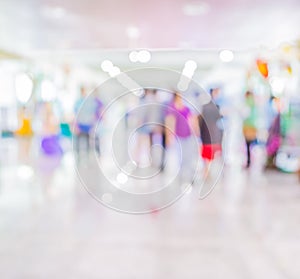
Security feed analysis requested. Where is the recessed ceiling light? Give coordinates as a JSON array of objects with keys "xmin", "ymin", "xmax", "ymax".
[
  {"xmin": 129, "ymin": 51, "xmax": 139, "ymax": 62},
  {"xmin": 129, "ymin": 50, "xmax": 151, "ymax": 63},
  {"xmin": 219, "ymin": 50, "xmax": 234, "ymax": 62},
  {"xmin": 183, "ymin": 2, "xmax": 210, "ymax": 16},
  {"xmin": 101, "ymin": 60, "xmax": 114, "ymax": 72},
  {"xmin": 109, "ymin": 66, "xmax": 121, "ymax": 77},
  {"xmin": 126, "ymin": 26, "xmax": 140, "ymax": 39},
  {"xmin": 184, "ymin": 60, "xmax": 197, "ymax": 71},
  {"xmin": 138, "ymin": 50, "xmax": 151, "ymax": 63}
]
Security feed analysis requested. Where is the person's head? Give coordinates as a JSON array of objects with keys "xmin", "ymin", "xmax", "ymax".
[
  {"xmin": 173, "ymin": 92, "xmax": 183, "ymax": 104},
  {"xmin": 271, "ymin": 96, "xmax": 282, "ymax": 112},
  {"xmin": 80, "ymin": 86, "xmax": 87, "ymax": 97},
  {"xmin": 210, "ymin": 87, "xmax": 220, "ymax": 100},
  {"xmin": 245, "ymin": 91, "xmax": 254, "ymax": 99},
  {"xmin": 145, "ymin": 88, "xmax": 156, "ymax": 95}
]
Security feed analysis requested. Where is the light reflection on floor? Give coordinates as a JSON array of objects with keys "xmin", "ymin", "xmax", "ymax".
[{"xmin": 0, "ymin": 138, "xmax": 300, "ymax": 278}]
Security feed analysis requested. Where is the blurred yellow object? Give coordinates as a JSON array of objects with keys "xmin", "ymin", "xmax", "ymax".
[
  {"xmin": 282, "ymin": 44, "xmax": 292, "ymax": 53},
  {"xmin": 15, "ymin": 118, "xmax": 33, "ymax": 136},
  {"xmin": 286, "ymin": 64, "xmax": 292, "ymax": 74},
  {"xmin": 0, "ymin": 49, "xmax": 22, "ymax": 60}
]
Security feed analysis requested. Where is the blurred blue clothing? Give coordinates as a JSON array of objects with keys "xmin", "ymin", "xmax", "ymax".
[{"xmin": 74, "ymin": 96, "xmax": 102, "ymax": 133}]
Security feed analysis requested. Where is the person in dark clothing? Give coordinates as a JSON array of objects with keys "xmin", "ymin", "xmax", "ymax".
[
  {"xmin": 265, "ymin": 97, "xmax": 282, "ymax": 169},
  {"xmin": 242, "ymin": 91, "xmax": 257, "ymax": 168},
  {"xmin": 199, "ymin": 88, "xmax": 223, "ymax": 176}
]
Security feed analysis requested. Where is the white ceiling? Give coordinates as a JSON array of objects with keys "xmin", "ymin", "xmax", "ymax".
[{"xmin": 0, "ymin": 0, "xmax": 300, "ymax": 54}]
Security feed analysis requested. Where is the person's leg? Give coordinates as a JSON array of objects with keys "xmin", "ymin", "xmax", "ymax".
[
  {"xmin": 180, "ymin": 136, "xmax": 195, "ymax": 183},
  {"xmin": 246, "ymin": 140, "xmax": 251, "ymax": 167},
  {"xmin": 160, "ymin": 129, "xmax": 166, "ymax": 170},
  {"xmin": 202, "ymin": 145, "xmax": 212, "ymax": 179},
  {"xmin": 95, "ymin": 134, "xmax": 100, "ymax": 155},
  {"xmin": 134, "ymin": 132, "xmax": 149, "ymax": 167},
  {"xmin": 133, "ymin": 133, "xmax": 142, "ymax": 166},
  {"xmin": 75, "ymin": 133, "xmax": 82, "ymax": 153},
  {"xmin": 203, "ymin": 159, "xmax": 210, "ymax": 179},
  {"xmin": 86, "ymin": 133, "xmax": 90, "ymax": 152},
  {"xmin": 80, "ymin": 132, "xmax": 89, "ymax": 153},
  {"xmin": 149, "ymin": 131, "xmax": 154, "ymax": 166},
  {"xmin": 149, "ymin": 131, "xmax": 153, "ymax": 147}
]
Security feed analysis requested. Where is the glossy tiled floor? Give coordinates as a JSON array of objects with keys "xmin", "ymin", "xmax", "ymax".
[{"xmin": 1, "ymin": 138, "xmax": 300, "ymax": 278}]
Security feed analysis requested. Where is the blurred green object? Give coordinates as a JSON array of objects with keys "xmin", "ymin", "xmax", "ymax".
[
  {"xmin": 281, "ymin": 111, "xmax": 291, "ymax": 138},
  {"xmin": 1, "ymin": 130, "xmax": 14, "ymax": 138},
  {"xmin": 243, "ymin": 95, "xmax": 258, "ymax": 128},
  {"xmin": 60, "ymin": 123, "xmax": 72, "ymax": 137}
]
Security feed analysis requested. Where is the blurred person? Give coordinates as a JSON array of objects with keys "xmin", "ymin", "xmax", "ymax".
[
  {"xmin": 265, "ymin": 96, "xmax": 283, "ymax": 169},
  {"xmin": 40, "ymin": 102, "xmax": 62, "ymax": 156},
  {"xmin": 155, "ymin": 90, "xmax": 173, "ymax": 171},
  {"xmin": 15, "ymin": 106, "xmax": 33, "ymax": 136},
  {"xmin": 243, "ymin": 91, "xmax": 258, "ymax": 168},
  {"xmin": 93, "ymin": 95, "xmax": 104, "ymax": 156},
  {"xmin": 198, "ymin": 88, "xmax": 223, "ymax": 177},
  {"xmin": 133, "ymin": 89, "xmax": 162, "ymax": 167},
  {"xmin": 166, "ymin": 92, "xmax": 198, "ymax": 182},
  {"xmin": 15, "ymin": 106, "xmax": 33, "ymax": 163},
  {"xmin": 74, "ymin": 86, "xmax": 102, "ymax": 154},
  {"xmin": 42, "ymin": 102, "xmax": 59, "ymax": 135}
]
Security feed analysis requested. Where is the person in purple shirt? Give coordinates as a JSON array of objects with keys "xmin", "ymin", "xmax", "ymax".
[{"xmin": 166, "ymin": 92, "xmax": 198, "ymax": 182}]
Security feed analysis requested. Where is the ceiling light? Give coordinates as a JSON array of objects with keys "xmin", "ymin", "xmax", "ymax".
[
  {"xmin": 109, "ymin": 66, "xmax": 121, "ymax": 77},
  {"xmin": 184, "ymin": 60, "xmax": 197, "ymax": 72},
  {"xmin": 138, "ymin": 50, "xmax": 151, "ymax": 63},
  {"xmin": 182, "ymin": 60, "xmax": 197, "ymax": 78},
  {"xmin": 219, "ymin": 50, "xmax": 234, "ymax": 62},
  {"xmin": 183, "ymin": 2, "xmax": 210, "ymax": 16},
  {"xmin": 129, "ymin": 51, "xmax": 139, "ymax": 62},
  {"xmin": 101, "ymin": 60, "xmax": 114, "ymax": 72},
  {"xmin": 126, "ymin": 26, "xmax": 140, "ymax": 39}
]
